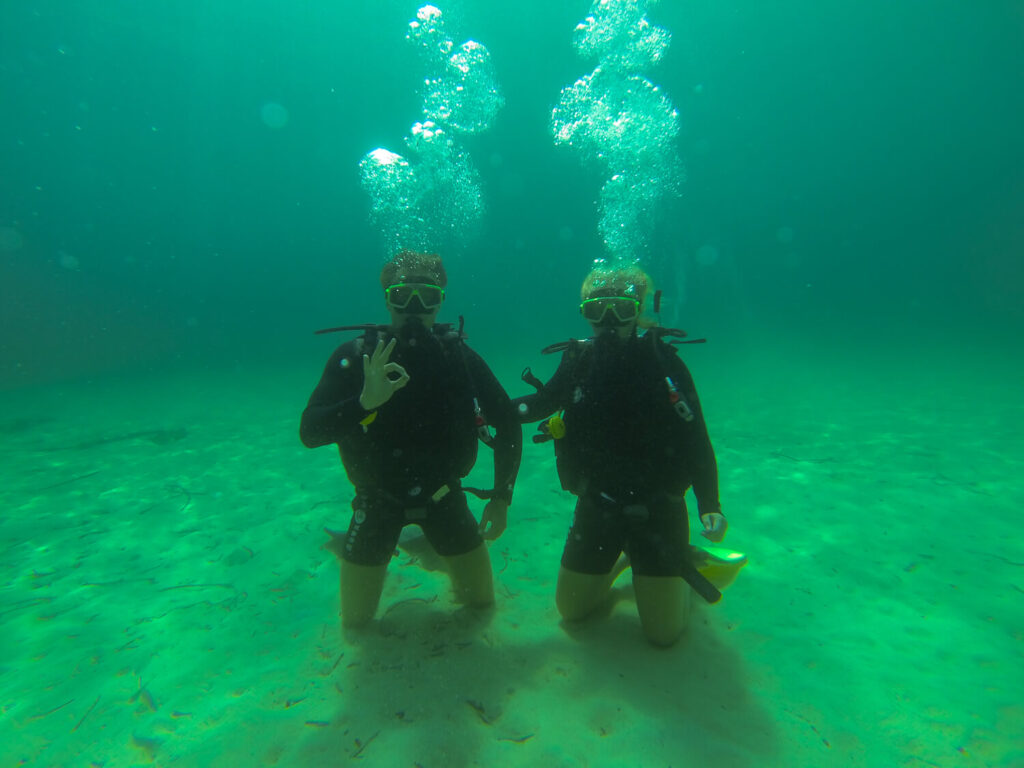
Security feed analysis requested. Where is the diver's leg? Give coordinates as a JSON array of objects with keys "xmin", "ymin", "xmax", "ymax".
[
  {"xmin": 339, "ymin": 560, "xmax": 388, "ymax": 628},
  {"xmin": 423, "ymin": 490, "xmax": 494, "ymax": 608},
  {"xmin": 556, "ymin": 493, "xmax": 627, "ymax": 621},
  {"xmin": 556, "ymin": 567, "xmax": 608, "ymax": 620},
  {"xmin": 443, "ymin": 543, "xmax": 495, "ymax": 607},
  {"xmin": 336, "ymin": 494, "xmax": 400, "ymax": 629},
  {"xmin": 626, "ymin": 495, "xmax": 692, "ymax": 646},
  {"xmin": 632, "ymin": 574, "xmax": 690, "ymax": 647},
  {"xmin": 555, "ymin": 562, "xmax": 628, "ymax": 620}
]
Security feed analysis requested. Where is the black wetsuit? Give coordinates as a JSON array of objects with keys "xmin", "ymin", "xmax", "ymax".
[
  {"xmin": 514, "ymin": 331, "xmax": 720, "ymax": 577},
  {"xmin": 301, "ymin": 323, "xmax": 522, "ymax": 565}
]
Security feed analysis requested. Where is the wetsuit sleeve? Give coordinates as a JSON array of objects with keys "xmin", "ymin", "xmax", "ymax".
[
  {"xmin": 669, "ymin": 355, "xmax": 722, "ymax": 519},
  {"xmin": 511, "ymin": 350, "xmax": 576, "ymax": 423},
  {"xmin": 464, "ymin": 346, "xmax": 523, "ymax": 505},
  {"xmin": 299, "ymin": 341, "xmax": 371, "ymax": 448}
]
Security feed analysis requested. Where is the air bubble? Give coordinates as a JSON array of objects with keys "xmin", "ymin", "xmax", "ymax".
[
  {"xmin": 552, "ymin": 0, "xmax": 682, "ymax": 264},
  {"xmin": 360, "ymin": 6, "xmax": 503, "ymax": 256}
]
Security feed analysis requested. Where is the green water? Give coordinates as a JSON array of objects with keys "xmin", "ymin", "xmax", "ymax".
[{"xmin": 1, "ymin": 2, "xmax": 1022, "ymax": 766}]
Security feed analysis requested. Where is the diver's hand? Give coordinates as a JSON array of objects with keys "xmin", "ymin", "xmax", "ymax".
[
  {"xmin": 478, "ymin": 499, "xmax": 508, "ymax": 541},
  {"xmin": 700, "ymin": 512, "xmax": 727, "ymax": 543},
  {"xmin": 359, "ymin": 337, "xmax": 410, "ymax": 411}
]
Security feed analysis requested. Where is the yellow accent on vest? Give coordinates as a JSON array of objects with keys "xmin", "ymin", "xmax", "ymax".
[
  {"xmin": 547, "ymin": 412, "xmax": 566, "ymax": 440},
  {"xmin": 359, "ymin": 411, "xmax": 378, "ymax": 427}
]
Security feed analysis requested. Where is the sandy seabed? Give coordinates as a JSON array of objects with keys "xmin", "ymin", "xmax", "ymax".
[{"xmin": 1, "ymin": 340, "xmax": 1021, "ymax": 768}]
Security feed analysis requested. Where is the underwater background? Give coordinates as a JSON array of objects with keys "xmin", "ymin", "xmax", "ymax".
[
  {"xmin": 2, "ymin": 0, "xmax": 1022, "ymax": 385},
  {"xmin": 1, "ymin": 1, "xmax": 1022, "ymax": 767}
]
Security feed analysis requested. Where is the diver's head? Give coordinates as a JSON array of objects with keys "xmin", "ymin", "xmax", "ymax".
[
  {"xmin": 579, "ymin": 264, "xmax": 651, "ymax": 340},
  {"xmin": 381, "ymin": 249, "xmax": 447, "ymax": 330}
]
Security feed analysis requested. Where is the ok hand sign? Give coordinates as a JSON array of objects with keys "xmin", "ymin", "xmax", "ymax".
[{"xmin": 358, "ymin": 337, "xmax": 410, "ymax": 411}]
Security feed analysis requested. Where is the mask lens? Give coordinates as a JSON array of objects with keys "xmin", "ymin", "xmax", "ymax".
[
  {"xmin": 415, "ymin": 285, "xmax": 444, "ymax": 308},
  {"xmin": 386, "ymin": 284, "xmax": 413, "ymax": 307},
  {"xmin": 580, "ymin": 297, "xmax": 639, "ymax": 323},
  {"xmin": 580, "ymin": 301, "xmax": 605, "ymax": 322},
  {"xmin": 386, "ymin": 283, "xmax": 444, "ymax": 310}
]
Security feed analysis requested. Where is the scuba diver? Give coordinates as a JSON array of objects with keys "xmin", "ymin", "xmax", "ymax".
[
  {"xmin": 515, "ymin": 264, "xmax": 740, "ymax": 646},
  {"xmin": 300, "ymin": 250, "xmax": 522, "ymax": 629}
]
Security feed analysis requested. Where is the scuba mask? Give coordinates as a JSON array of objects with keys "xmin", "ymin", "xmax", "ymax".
[
  {"xmin": 580, "ymin": 296, "xmax": 640, "ymax": 326},
  {"xmin": 386, "ymin": 282, "xmax": 445, "ymax": 314}
]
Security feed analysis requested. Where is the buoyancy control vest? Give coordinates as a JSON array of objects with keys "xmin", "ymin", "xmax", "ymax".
[
  {"xmin": 315, "ymin": 318, "xmax": 500, "ymax": 498},
  {"xmin": 533, "ymin": 330, "xmax": 700, "ymax": 497}
]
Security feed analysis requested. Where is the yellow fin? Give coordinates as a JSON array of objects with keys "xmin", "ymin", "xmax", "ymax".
[{"xmin": 691, "ymin": 546, "xmax": 747, "ymax": 591}]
